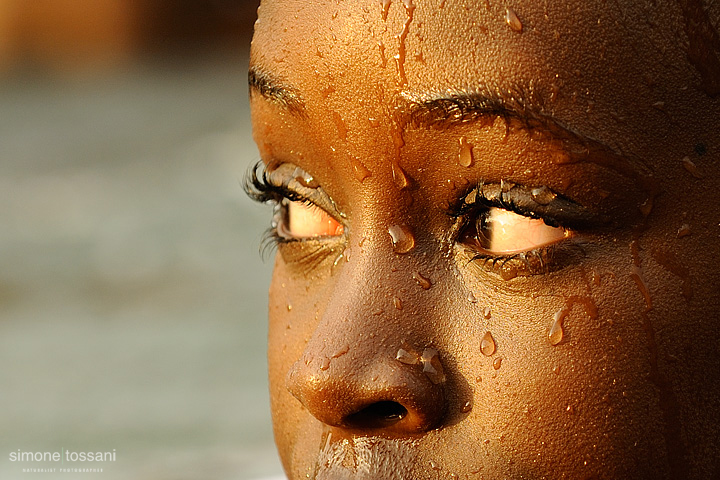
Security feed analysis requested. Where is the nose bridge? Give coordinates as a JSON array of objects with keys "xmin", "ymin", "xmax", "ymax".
[{"xmin": 286, "ymin": 230, "xmax": 449, "ymax": 432}]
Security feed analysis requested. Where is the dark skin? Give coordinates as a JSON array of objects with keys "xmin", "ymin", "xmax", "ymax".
[{"xmin": 247, "ymin": 0, "xmax": 720, "ymax": 478}]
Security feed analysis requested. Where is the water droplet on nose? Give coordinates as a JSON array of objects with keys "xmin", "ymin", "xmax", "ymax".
[
  {"xmin": 393, "ymin": 296, "xmax": 403, "ymax": 310},
  {"xmin": 396, "ymin": 348, "xmax": 419, "ymax": 365},
  {"xmin": 320, "ymin": 356, "xmax": 331, "ymax": 370},
  {"xmin": 350, "ymin": 156, "xmax": 372, "ymax": 183},
  {"xmin": 505, "ymin": 8, "xmax": 523, "ymax": 32},
  {"xmin": 421, "ymin": 348, "xmax": 446, "ymax": 384},
  {"xmin": 458, "ymin": 136, "xmax": 474, "ymax": 167},
  {"xmin": 286, "ymin": 304, "xmax": 293, "ymax": 312},
  {"xmin": 412, "ymin": 272, "xmax": 432, "ymax": 290},
  {"xmin": 483, "ymin": 306, "xmax": 492, "ymax": 319},
  {"xmin": 388, "ymin": 224, "xmax": 416, "ymax": 253},
  {"xmin": 531, "ymin": 186, "xmax": 557, "ymax": 205},
  {"xmin": 332, "ymin": 345, "xmax": 349, "ymax": 358},
  {"xmin": 480, "ymin": 332, "xmax": 496, "ymax": 356},
  {"xmin": 548, "ymin": 308, "xmax": 567, "ymax": 346},
  {"xmin": 461, "ymin": 401, "xmax": 473, "ymax": 413},
  {"xmin": 332, "ymin": 112, "xmax": 348, "ymax": 141},
  {"xmin": 677, "ymin": 224, "xmax": 692, "ymax": 238},
  {"xmin": 492, "ymin": 357, "xmax": 503, "ymax": 370},
  {"xmin": 681, "ymin": 156, "xmax": 703, "ymax": 179}
]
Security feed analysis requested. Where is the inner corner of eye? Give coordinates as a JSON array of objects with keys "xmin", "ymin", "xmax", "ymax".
[
  {"xmin": 282, "ymin": 200, "xmax": 343, "ymax": 238},
  {"xmin": 472, "ymin": 207, "xmax": 570, "ymax": 254}
]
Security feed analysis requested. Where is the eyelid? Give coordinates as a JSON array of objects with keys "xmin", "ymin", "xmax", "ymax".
[
  {"xmin": 449, "ymin": 181, "xmax": 608, "ymax": 232},
  {"xmin": 266, "ymin": 163, "xmax": 345, "ymax": 223}
]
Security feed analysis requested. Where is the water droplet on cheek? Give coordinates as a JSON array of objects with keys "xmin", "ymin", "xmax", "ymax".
[
  {"xmin": 548, "ymin": 309, "xmax": 567, "ymax": 346},
  {"xmin": 681, "ymin": 156, "xmax": 704, "ymax": 179},
  {"xmin": 677, "ymin": 224, "xmax": 692, "ymax": 238},
  {"xmin": 412, "ymin": 272, "xmax": 432, "ymax": 290},
  {"xmin": 505, "ymin": 8, "xmax": 523, "ymax": 32},
  {"xmin": 630, "ymin": 265, "xmax": 653, "ymax": 312},
  {"xmin": 388, "ymin": 224, "xmax": 415, "ymax": 253},
  {"xmin": 483, "ymin": 306, "xmax": 492, "ymax": 319},
  {"xmin": 332, "ymin": 111, "xmax": 348, "ymax": 141},
  {"xmin": 492, "ymin": 357, "xmax": 503, "ymax": 370},
  {"xmin": 458, "ymin": 136, "xmax": 474, "ymax": 167},
  {"xmin": 393, "ymin": 296, "xmax": 403, "ymax": 310},
  {"xmin": 467, "ymin": 292, "xmax": 478, "ymax": 303},
  {"xmin": 480, "ymin": 332, "xmax": 496, "ymax": 356}
]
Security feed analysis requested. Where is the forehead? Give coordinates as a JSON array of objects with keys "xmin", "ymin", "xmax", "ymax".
[{"xmin": 250, "ymin": 0, "xmax": 694, "ymax": 154}]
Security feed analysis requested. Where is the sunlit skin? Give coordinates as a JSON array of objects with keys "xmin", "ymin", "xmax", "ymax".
[{"xmin": 248, "ymin": 1, "xmax": 720, "ymax": 478}]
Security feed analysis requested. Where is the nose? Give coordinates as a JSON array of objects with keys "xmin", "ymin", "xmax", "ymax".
[{"xmin": 286, "ymin": 338, "xmax": 447, "ymax": 433}]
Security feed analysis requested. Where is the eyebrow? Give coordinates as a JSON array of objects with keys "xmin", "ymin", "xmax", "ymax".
[
  {"xmin": 248, "ymin": 66, "xmax": 306, "ymax": 115},
  {"xmin": 398, "ymin": 86, "xmax": 547, "ymax": 129}
]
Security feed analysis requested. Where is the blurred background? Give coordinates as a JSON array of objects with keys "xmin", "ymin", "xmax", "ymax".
[{"xmin": 0, "ymin": 1, "xmax": 283, "ymax": 478}]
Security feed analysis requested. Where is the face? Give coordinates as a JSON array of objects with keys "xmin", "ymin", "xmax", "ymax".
[{"xmin": 247, "ymin": 1, "xmax": 720, "ymax": 478}]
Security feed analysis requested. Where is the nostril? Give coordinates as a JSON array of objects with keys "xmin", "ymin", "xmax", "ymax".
[{"xmin": 344, "ymin": 401, "xmax": 408, "ymax": 429}]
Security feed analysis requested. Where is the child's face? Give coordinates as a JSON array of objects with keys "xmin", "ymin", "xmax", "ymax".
[{"xmin": 249, "ymin": 0, "xmax": 720, "ymax": 478}]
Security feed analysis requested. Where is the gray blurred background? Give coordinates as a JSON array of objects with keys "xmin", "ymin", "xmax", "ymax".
[{"xmin": 0, "ymin": 1, "xmax": 283, "ymax": 478}]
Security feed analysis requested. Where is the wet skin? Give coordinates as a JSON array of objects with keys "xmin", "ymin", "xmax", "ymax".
[{"xmin": 248, "ymin": 0, "xmax": 720, "ymax": 478}]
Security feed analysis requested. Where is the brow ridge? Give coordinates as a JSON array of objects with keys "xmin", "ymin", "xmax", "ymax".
[{"xmin": 248, "ymin": 67, "xmax": 306, "ymax": 115}]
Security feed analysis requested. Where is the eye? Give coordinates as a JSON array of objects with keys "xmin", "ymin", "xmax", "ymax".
[
  {"xmin": 462, "ymin": 207, "xmax": 571, "ymax": 255},
  {"xmin": 277, "ymin": 199, "xmax": 344, "ymax": 240}
]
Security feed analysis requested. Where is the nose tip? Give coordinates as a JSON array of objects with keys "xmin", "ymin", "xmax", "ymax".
[{"xmin": 286, "ymin": 352, "xmax": 447, "ymax": 434}]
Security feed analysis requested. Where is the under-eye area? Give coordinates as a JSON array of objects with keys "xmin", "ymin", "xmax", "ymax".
[{"xmin": 447, "ymin": 181, "xmax": 599, "ymax": 278}]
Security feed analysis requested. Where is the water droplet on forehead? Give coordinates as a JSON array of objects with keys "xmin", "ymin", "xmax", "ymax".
[
  {"xmin": 458, "ymin": 136, "xmax": 474, "ymax": 167},
  {"xmin": 388, "ymin": 224, "xmax": 416, "ymax": 253},
  {"xmin": 391, "ymin": 161, "xmax": 410, "ymax": 189},
  {"xmin": 480, "ymin": 332, "xmax": 496, "ymax": 356},
  {"xmin": 505, "ymin": 8, "xmax": 523, "ymax": 32},
  {"xmin": 531, "ymin": 186, "xmax": 557, "ymax": 205},
  {"xmin": 381, "ymin": 0, "xmax": 391, "ymax": 21},
  {"xmin": 350, "ymin": 156, "xmax": 372, "ymax": 183}
]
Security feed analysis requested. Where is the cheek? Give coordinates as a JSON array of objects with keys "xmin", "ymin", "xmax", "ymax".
[{"xmin": 443, "ymin": 257, "xmax": 668, "ymax": 475}]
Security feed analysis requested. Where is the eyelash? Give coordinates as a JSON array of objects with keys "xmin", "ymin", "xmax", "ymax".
[
  {"xmin": 246, "ymin": 162, "xmax": 581, "ymax": 277},
  {"xmin": 447, "ymin": 182, "xmax": 579, "ymax": 278},
  {"xmin": 244, "ymin": 161, "xmax": 341, "ymax": 261}
]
